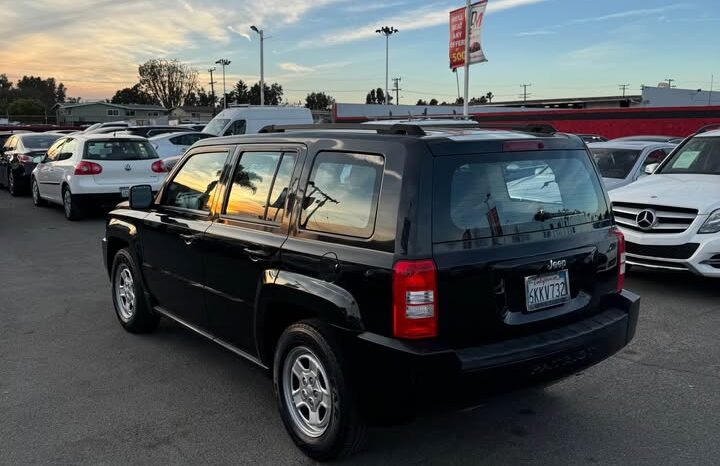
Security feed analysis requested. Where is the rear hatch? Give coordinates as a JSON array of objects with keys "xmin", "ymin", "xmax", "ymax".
[
  {"xmin": 83, "ymin": 139, "xmax": 162, "ymax": 187},
  {"xmin": 432, "ymin": 147, "xmax": 621, "ymax": 346}
]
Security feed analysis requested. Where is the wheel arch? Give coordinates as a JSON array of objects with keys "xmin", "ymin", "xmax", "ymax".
[{"xmin": 255, "ymin": 270, "xmax": 363, "ymax": 367}]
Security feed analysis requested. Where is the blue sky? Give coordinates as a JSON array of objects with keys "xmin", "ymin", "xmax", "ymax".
[{"xmin": 0, "ymin": 0, "xmax": 718, "ymax": 104}]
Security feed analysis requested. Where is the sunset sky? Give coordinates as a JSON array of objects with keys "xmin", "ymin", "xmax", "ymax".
[{"xmin": 0, "ymin": 0, "xmax": 717, "ymax": 104}]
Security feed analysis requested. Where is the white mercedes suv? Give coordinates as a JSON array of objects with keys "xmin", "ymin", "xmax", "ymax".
[
  {"xmin": 610, "ymin": 126, "xmax": 720, "ymax": 277},
  {"xmin": 31, "ymin": 134, "xmax": 167, "ymax": 220}
]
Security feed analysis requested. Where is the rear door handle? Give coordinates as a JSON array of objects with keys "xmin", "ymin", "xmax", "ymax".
[
  {"xmin": 179, "ymin": 233, "xmax": 201, "ymax": 245},
  {"xmin": 243, "ymin": 247, "xmax": 273, "ymax": 262}
]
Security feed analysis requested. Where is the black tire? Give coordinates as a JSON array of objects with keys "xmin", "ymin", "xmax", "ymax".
[
  {"xmin": 31, "ymin": 178, "xmax": 47, "ymax": 206},
  {"xmin": 8, "ymin": 171, "xmax": 20, "ymax": 196},
  {"xmin": 111, "ymin": 248, "xmax": 160, "ymax": 334},
  {"xmin": 274, "ymin": 320, "xmax": 366, "ymax": 461},
  {"xmin": 62, "ymin": 186, "xmax": 84, "ymax": 220}
]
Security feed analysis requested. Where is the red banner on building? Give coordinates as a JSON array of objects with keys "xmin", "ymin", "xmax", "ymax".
[{"xmin": 449, "ymin": 1, "xmax": 488, "ymax": 69}]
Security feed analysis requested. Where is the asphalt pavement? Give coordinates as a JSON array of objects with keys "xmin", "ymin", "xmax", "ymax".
[{"xmin": 1, "ymin": 189, "xmax": 719, "ymax": 466}]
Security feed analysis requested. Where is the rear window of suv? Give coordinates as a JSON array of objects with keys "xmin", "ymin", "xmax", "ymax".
[
  {"xmin": 433, "ymin": 150, "xmax": 609, "ymax": 243},
  {"xmin": 83, "ymin": 140, "xmax": 158, "ymax": 160}
]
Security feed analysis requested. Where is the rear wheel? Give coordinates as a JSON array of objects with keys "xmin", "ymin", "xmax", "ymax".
[
  {"xmin": 274, "ymin": 320, "xmax": 366, "ymax": 461},
  {"xmin": 62, "ymin": 186, "xmax": 84, "ymax": 220},
  {"xmin": 111, "ymin": 248, "xmax": 159, "ymax": 333},
  {"xmin": 32, "ymin": 178, "xmax": 47, "ymax": 206}
]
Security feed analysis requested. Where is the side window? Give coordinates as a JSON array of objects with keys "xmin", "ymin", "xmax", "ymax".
[
  {"xmin": 644, "ymin": 149, "xmax": 669, "ymax": 168},
  {"xmin": 4, "ymin": 136, "xmax": 16, "ymax": 150},
  {"xmin": 300, "ymin": 152, "xmax": 384, "ymax": 238},
  {"xmin": 46, "ymin": 139, "xmax": 67, "ymax": 161},
  {"xmin": 59, "ymin": 139, "xmax": 77, "ymax": 159},
  {"xmin": 224, "ymin": 151, "xmax": 297, "ymax": 222},
  {"xmin": 224, "ymin": 120, "xmax": 246, "ymax": 136},
  {"xmin": 169, "ymin": 135, "xmax": 184, "ymax": 146},
  {"xmin": 163, "ymin": 151, "xmax": 228, "ymax": 211}
]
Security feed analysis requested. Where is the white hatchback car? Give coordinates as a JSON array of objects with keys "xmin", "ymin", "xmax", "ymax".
[
  {"xmin": 610, "ymin": 127, "xmax": 720, "ymax": 277},
  {"xmin": 149, "ymin": 131, "xmax": 215, "ymax": 159},
  {"xmin": 31, "ymin": 134, "xmax": 166, "ymax": 220}
]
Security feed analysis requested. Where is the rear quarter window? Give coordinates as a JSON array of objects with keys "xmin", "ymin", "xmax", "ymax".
[{"xmin": 433, "ymin": 150, "xmax": 609, "ymax": 243}]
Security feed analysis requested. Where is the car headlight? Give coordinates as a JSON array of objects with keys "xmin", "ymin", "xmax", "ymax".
[{"xmin": 699, "ymin": 209, "xmax": 720, "ymax": 234}]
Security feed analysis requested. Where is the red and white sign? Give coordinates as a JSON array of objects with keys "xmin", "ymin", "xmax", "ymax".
[{"xmin": 449, "ymin": 1, "xmax": 488, "ymax": 69}]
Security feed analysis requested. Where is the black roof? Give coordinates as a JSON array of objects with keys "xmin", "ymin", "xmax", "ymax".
[{"xmin": 192, "ymin": 123, "xmax": 585, "ymax": 156}]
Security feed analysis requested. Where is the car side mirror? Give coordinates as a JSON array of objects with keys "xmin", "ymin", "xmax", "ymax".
[
  {"xmin": 644, "ymin": 163, "xmax": 659, "ymax": 175},
  {"xmin": 129, "ymin": 185, "xmax": 154, "ymax": 210}
]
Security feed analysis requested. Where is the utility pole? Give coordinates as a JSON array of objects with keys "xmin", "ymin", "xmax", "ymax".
[
  {"xmin": 619, "ymin": 84, "xmax": 630, "ymax": 97},
  {"xmin": 665, "ymin": 78, "xmax": 676, "ymax": 88},
  {"xmin": 392, "ymin": 77, "xmax": 402, "ymax": 105},
  {"xmin": 376, "ymin": 26, "xmax": 399, "ymax": 105},
  {"xmin": 215, "ymin": 59, "xmax": 231, "ymax": 108},
  {"xmin": 251, "ymin": 26, "xmax": 265, "ymax": 106},
  {"xmin": 709, "ymin": 74, "xmax": 714, "ymax": 105},
  {"xmin": 520, "ymin": 83, "xmax": 532, "ymax": 103},
  {"xmin": 463, "ymin": 0, "xmax": 471, "ymax": 118},
  {"xmin": 453, "ymin": 68, "xmax": 460, "ymax": 100},
  {"xmin": 208, "ymin": 67, "xmax": 217, "ymax": 116}
]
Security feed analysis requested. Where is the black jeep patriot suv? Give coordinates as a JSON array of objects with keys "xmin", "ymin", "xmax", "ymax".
[{"xmin": 102, "ymin": 123, "xmax": 640, "ymax": 460}]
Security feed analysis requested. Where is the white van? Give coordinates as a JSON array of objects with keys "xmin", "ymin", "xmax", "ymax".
[{"xmin": 203, "ymin": 106, "xmax": 313, "ymax": 136}]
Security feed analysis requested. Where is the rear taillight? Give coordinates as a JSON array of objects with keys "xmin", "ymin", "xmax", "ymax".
[
  {"xmin": 613, "ymin": 227, "xmax": 626, "ymax": 292},
  {"xmin": 74, "ymin": 161, "xmax": 103, "ymax": 175},
  {"xmin": 151, "ymin": 160, "xmax": 167, "ymax": 173},
  {"xmin": 17, "ymin": 154, "xmax": 33, "ymax": 163},
  {"xmin": 393, "ymin": 260, "xmax": 438, "ymax": 339}
]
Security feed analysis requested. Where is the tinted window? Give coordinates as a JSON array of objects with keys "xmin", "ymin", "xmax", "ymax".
[
  {"xmin": 45, "ymin": 138, "xmax": 67, "ymax": 161},
  {"xmin": 224, "ymin": 120, "xmax": 247, "ymax": 136},
  {"xmin": 163, "ymin": 151, "xmax": 228, "ymax": 211},
  {"xmin": 224, "ymin": 151, "xmax": 297, "ymax": 221},
  {"xmin": 660, "ymin": 137, "xmax": 720, "ymax": 175},
  {"xmin": 590, "ymin": 148, "xmax": 641, "ymax": 179},
  {"xmin": 21, "ymin": 135, "xmax": 62, "ymax": 149},
  {"xmin": 433, "ymin": 150, "xmax": 608, "ymax": 243},
  {"xmin": 300, "ymin": 152, "xmax": 384, "ymax": 238},
  {"xmin": 83, "ymin": 140, "xmax": 158, "ymax": 160}
]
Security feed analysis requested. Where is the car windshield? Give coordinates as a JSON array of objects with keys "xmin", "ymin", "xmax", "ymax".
[
  {"xmin": 22, "ymin": 134, "xmax": 63, "ymax": 150},
  {"xmin": 433, "ymin": 150, "xmax": 609, "ymax": 243},
  {"xmin": 203, "ymin": 118, "xmax": 230, "ymax": 136},
  {"xmin": 589, "ymin": 148, "xmax": 642, "ymax": 179},
  {"xmin": 659, "ymin": 136, "xmax": 720, "ymax": 175},
  {"xmin": 83, "ymin": 140, "xmax": 159, "ymax": 160}
]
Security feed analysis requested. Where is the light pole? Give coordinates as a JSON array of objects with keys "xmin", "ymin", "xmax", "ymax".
[
  {"xmin": 215, "ymin": 58, "xmax": 231, "ymax": 108},
  {"xmin": 250, "ymin": 26, "xmax": 265, "ymax": 106},
  {"xmin": 375, "ymin": 26, "xmax": 398, "ymax": 105}
]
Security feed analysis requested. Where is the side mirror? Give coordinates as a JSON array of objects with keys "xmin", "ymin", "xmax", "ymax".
[
  {"xmin": 129, "ymin": 185, "xmax": 153, "ymax": 210},
  {"xmin": 644, "ymin": 163, "xmax": 660, "ymax": 175}
]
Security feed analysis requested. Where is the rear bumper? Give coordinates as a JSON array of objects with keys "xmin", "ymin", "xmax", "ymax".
[
  {"xmin": 76, "ymin": 192, "xmax": 158, "ymax": 207},
  {"xmin": 356, "ymin": 291, "xmax": 640, "ymax": 388}
]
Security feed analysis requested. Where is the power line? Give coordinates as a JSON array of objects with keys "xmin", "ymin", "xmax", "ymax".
[
  {"xmin": 618, "ymin": 84, "xmax": 630, "ymax": 97},
  {"xmin": 665, "ymin": 78, "xmax": 677, "ymax": 88}
]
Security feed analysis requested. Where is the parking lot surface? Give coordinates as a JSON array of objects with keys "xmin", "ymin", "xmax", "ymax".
[{"xmin": 2, "ymin": 189, "xmax": 719, "ymax": 466}]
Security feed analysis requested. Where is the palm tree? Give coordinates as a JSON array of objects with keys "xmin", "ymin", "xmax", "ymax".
[{"xmin": 485, "ymin": 92, "xmax": 494, "ymax": 103}]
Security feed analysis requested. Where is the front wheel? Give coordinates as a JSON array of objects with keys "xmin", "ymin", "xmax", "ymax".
[
  {"xmin": 274, "ymin": 320, "xmax": 366, "ymax": 461},
  {"xmin": 32, "ymin": 178, "xmax": 47, "ymax": 206},
  {"xmin": 111, "ymin": 248, "xmax": 159, "ymax": 333}
]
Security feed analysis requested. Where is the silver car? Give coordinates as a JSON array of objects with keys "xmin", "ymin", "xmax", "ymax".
[{"xmin": 587, "ymin": 141, "xmax": 676, "ymax": 190}]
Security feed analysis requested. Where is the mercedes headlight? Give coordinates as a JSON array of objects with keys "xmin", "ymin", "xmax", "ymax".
[{"xmin": 699, "ymin": 209, "xmax": 720, "ymax": 234}]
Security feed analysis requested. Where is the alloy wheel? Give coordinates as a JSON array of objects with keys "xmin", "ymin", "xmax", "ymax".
[
  {"xmin": 63, "ymin": 190, "xmax": 72, "ymax": 217},
  {"xmin": 114, "ymin": 264, "xmax": 136, "ymax": 322},
  {"xmin": 282, "ymin": 346, "xmax": 333, "ymax": 438}
]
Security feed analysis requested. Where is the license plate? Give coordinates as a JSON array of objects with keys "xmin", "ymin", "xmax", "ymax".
[
  {"xmin": 119, "ymin": 187, "xmax": 129, "ymax": 198},
  {"xmin": 525, "ymin": 270, "xmax": 570, "ymax": 312}
]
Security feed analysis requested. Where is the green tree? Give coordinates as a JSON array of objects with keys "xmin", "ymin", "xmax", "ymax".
[
  {"xmin": 16, "ymin": 75, "xmax": 66, "ymax": 109},
  {"xmin": 416, "ymin": 99, "xmax": 428, "ymax": 105},
  {"xmin": 111, "ymin": 83, "xmax": 159, "ymax": 105},
  {"xmin": 305, "ymin": 92, "xmax": 335, "ymax": 110},
  {"xmin": 366, "ymin": 89, "xmax": 377, "ymax": 104},
  {"xmin": 485, "ymin": 91, "xmax": 494, "ymax": 103},
  {"xmin": 248, "ymin": 82, "xmax": 283, "ymax": 105},
  {"xmin": 429, "ymin": 98, "xmax": 439, "ymax": 106},
  {"xmin": 138, "ymin": 59, "xmax": 198, "ymax": 108},
  {"xmin": 7, "ymin": 98, "xmax": 45, "ymax": 121}
]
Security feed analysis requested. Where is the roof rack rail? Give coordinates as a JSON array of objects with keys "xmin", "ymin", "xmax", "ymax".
[
  {"xmin": 695, "ymin": 124, "xmax": 720, "ymax": 134},
  {"xmin": 259, "ymin": 123, "xmax": 428, "ymax": 136},
  {"xmin": 473, "ymin": 122, "xmax": 558, "ymax": 134}
]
